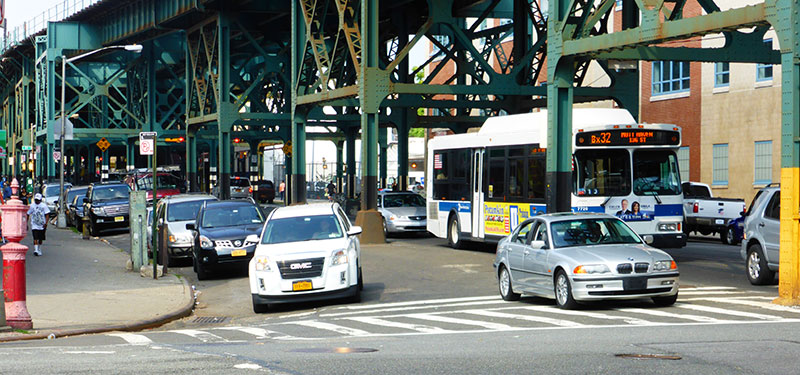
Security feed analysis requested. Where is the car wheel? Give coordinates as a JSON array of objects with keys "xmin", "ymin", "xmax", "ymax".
[
  {"xmin": 382, "ymin": 218, "xmax": 389, "ymax": 238},
  {"xmin": 746, "ymin": 244, "xmax": 774, "ymax": 285},
  {"xmin": 89, "ymin": 220, "xmax": 99, "ymax": 237},
  {"xmin": 721, "ymin": 227, "xmax": 735, "ymax": 245},
  {"xmin": 554, "ymin": 271, "xmax": 580, "ymax": 309},
  {"xmin": 498, "ymin": 265, "xmax": 520, "ymax": 301},
  {"xmin": 252, "ymin": 295, "xmax": 269, "ymax": 313},
  {"xmin": 358, "ymin": 266, "xmax": 364, "ymax": 291},
  {"xmin": 447, "ymin": 216, "xmax": 464, "ymax": 249},
  {"xmin": 652, "ymin": 291, "xmax": 678, "ymax": 307},
  {"xmin": 195, "ymin": 255, "xmax": 211, "ymax": 281}
]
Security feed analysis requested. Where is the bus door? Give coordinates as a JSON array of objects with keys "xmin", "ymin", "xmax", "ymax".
[{"xmin": 472, "ymin": 149, "xmax": 484, "ymax": 239}]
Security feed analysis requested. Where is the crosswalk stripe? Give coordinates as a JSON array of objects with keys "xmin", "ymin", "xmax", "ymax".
[
  {"xmin": 675, "ymin": 303, "xmax": 783, "ymax": 320},
  {"xmin": 692, "ymin": 298, "xmax": 800, "ymax": 314},
  {"xmin": 517, "ymin": 306, "xmax": 655, "ymax": 325},
  {"xmin": 459, "ymin": 309, "xmax": 584, "ymax": 327},
  {"xmin": 290, "ymin": 320, "xmax": 371, "ymax": 336},
  {"xmin": 320, "ymin": 300, "xmax": 508, "ymax": 318},
  {"xmin": 679, "ymin": 287, "xmax": 738, "ymax": 291},
  {"xmin": 107, "ymin": 333, "xmax": 152, "ymax": 345},
  {"xmin": 614, "ymin": 307, "xmax": 724, "ymax": 323},
  {"xmin": 170, "ymin": 329, "xmax": 227, "ymax": 342},
  {"xmin": 404, "ymin": 313, "xmax": 515, "ymax": 330},
  {"xmin": 214, "ymin": 327, "xmax": 278, "ymax": 339},
  {"xmin": 678, "ymin": 291, "xmax": 746, "ymax": 295},
  {"xmin": 333, "ymin": 295, "xmax": 499, "ymax": 311},
  {"xmin": 345, "ymin": 317, "xmax": 451, "ymax": 333}
]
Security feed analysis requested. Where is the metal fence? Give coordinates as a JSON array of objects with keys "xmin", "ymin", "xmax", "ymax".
[{"xmin": 2, "ymin": 0, "xmax": 102, "ymax": 54}]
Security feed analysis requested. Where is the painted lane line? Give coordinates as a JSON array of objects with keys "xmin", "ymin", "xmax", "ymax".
[
  {"xmin": 675, "ymin": 303, "xmax": 783, "ymax": 320},
  {"xmin": 518, "ymin": 306, "xmax": 655, "ymax": 325},
  {"xmin": 345, "ymin": 317, "xmax": 452, "ymax": 333},
  {"xmin": 106, "ymin": 333, "xmax": 152, "ymax": 345},
  {"xmin": 170, "ymin": 329, "xmax": 228, "ymax": 342},
  {"xmin": 693, "ymin": 298, "xmax": 800, "ymax": 314},
  {"xmin": 679, "ymin": 287, "xmax": 738, "ymax": 291},
  {"xmin": 678, "ymin": 291, "xmax": 746, "ymax": 295},
  {"xmin": 62, "ymin": 351, "xmax": 115, "ymax": 354},
  {"xmin": 289, "ymin": 320, "xmax": 371, "ymax": 336},
  {"xmin": 404, "ymin": 313, "xmax": 515, "ymax": 330},
  {"xmin": 320, "ymin": 299, "xmax": 510, "ymax": 318},
  {"xmin": 459, "ymin": 309, "xmax": 584, "ymax": 327},
  {"xmin": 330, "ymin": 295, "xmax": 500, "ymax": 311},
  {"xmin": 684, "ymin": 296, "xmax": 774, "ymax": 301},
  {"xmin": 614, "ymin": 307, "xmax": 725, "ymax": 323}
]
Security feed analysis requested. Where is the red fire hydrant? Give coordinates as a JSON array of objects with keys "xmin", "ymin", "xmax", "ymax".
[{"xmin": 2, "ymin": 178, "xmax": 32, "ymax": 329}]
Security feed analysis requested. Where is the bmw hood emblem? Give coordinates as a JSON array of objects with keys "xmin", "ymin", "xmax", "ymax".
[{"xmin": 234, "ymin": 240, "xmax": 242, "ymax": 247}]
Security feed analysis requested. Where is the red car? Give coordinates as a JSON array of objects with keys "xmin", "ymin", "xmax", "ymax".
[{"xmin": 124, "ymin": 170, "xmax": 185, "ymax": 201}]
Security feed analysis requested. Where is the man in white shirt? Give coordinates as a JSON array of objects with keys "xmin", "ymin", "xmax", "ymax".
[{"xmin": 27, "ymin": 193, "xmax": 50, "ymax": 256}]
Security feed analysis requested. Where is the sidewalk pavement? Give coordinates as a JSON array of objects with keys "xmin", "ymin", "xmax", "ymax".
[{"xmin": 0, "ymin": 227, "xmax": 194, "ymax": 342}]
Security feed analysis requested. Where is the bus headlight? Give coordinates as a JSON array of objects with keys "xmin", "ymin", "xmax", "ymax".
[{"xmin": 658, "ymin": 223, "xmax": 678, "ymax": 232}]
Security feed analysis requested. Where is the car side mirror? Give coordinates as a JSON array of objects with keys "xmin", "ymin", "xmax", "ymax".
[
  {"xmin": 530, "ymin": 240, "xmax": 546, "ymax": 249},
  {"xmin": 245, "ymin": 234, "xmax": 259, "ymax": 244},
  {"xmin": 740, "ymin": 210, "xmax": 747, "ymax": 217},
  {"xmin": 185, "ymin": 223, "xmax": 196, "ymax": 231},
  {"xmin": 642, "ymin": 235, "xmax": 654, "ymax": 245},
  {"xmin": 348, "ymin": 226, "xmax": 363, "ymax": 236}
]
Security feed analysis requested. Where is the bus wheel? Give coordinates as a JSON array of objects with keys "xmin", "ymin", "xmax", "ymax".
[{"xmin": 447, "ymin": 216, "xmax": 464, "ymax": 249}]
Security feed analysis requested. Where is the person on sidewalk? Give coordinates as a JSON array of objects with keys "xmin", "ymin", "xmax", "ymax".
[
  {"xmin": 27, "ymin": 193, "xmax": 50, "ymax": 256},
  {"xmin": 279, "ymin": 180, "xmax": 285, "ymax": 201}
]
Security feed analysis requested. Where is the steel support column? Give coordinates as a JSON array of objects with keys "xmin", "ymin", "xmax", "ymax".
[
  {"xmin": 336, "ymin": 140, "xmax": 344, "ymax": 193},
  {"xmin": 345, "ymin": 127, "xmax": 357, "ymax": 199},
  {"xmin": 187, "ymin": 129, "xmax": 198, "ymax": 192},
  {"xmin": 217, "ymin": 12, "xmax": 233, "ymax": 200},
  {"xmin": 396, "ymin": 117, "xmax": 409, "ymax": 192},
  {"xmin": 379, "ymin": 127, "xmax": 387, "ymax": 189},
  {"xmin": 359, "ymin": 0, "xmax": 379, "ymax": 212}
]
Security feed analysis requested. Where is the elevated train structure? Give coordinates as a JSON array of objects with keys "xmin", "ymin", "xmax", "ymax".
[{"xmin": 0, "ymin": 0, "xmax": 798, "ymax": 302}]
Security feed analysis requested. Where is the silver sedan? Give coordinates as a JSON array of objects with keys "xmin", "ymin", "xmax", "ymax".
[{"xmin": 493, "ymin": 213, "xmax": 679, "ymax": 309}]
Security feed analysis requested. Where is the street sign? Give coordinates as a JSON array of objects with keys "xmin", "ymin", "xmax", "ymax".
[
  {"xmin": 0, "ymin": 130, "xmax": 6, "ymax": 148},
  {"xmin": 282, "ymin": 141, "xmax": 292, "ymax": 156},
  {"xmin": 53, "ymin": 151, "xmax": 61, "ymax": 161},
  {"xmin": 139, "ymin": 132, "xmax": 157, "ymax": 155},
  {"xmin": 0, "ymin": 145, "xmax": 6, "ymax": 158},
  {"xmin": 96, "ymin": 137, "xmax": 111, "ymax": 152},
  {"xmin": 21, "ymin": 145, "xmax": 32, "ymax": 151},
  {"xmin": 53, "ymin": 118, "xmax": 74, "ymax": 140}
]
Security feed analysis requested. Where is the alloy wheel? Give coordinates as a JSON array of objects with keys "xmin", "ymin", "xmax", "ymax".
[{"xmin": 748, "ymin": 251, "xmax": 761, "ymax": 280}]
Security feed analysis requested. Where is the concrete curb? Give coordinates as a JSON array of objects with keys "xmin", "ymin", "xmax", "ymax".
[{"xmin": 0, "ymin": 275, "xmax": 195, "ymax": 343}]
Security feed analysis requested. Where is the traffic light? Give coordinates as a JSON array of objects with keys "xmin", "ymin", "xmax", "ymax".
[
  {"xmin": 233, "ymin": 138, "xmax": 242, "ymax": 143},
  {"xmin": 165, "ymin": 137, "xmax": 185, "ymax": 143}
]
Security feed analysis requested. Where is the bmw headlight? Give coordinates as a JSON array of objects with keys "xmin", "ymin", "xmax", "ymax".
[
  {"xmin": 658, "ymin": 223, "xmax": 678, "ymax": 232},
  {"xmin": 199, "ymin": 235, "xmax": 214, "ymax": 249},
  {"xmin": 92, "ymin": 207, "xmax": 105, "ymax": 215},
  {"xmin": 254, "ymin": 256, "xmax": 271, "ymax": 271},
  {"xmin": 573, "ymin": 264, "xmax": 610, "ymax": 274},
  {"xmin": 330, "ymin": 249, "xmax": 348, "ymax": 266},
  {"xmin": 653, "ymin": 260, "xmax": 677, "ymax": 271}
]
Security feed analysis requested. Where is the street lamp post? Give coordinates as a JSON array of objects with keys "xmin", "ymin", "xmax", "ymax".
[{"xmin": 57, "ymin": 44, "xmax": 143, "ymax": 228}]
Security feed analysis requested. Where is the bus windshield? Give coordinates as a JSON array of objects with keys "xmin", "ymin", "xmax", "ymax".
[
  {"xmin": 573, "ymin": 149, "xmax": 630, "ymax": 196},
  {"xmin": 633, "ymin": 150, "xmax": 682, "ymax": 196}
]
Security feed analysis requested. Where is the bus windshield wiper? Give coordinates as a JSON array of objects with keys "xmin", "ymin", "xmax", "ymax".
[{"xmin": 646, "ymin": 191, "xmax": 662, "ymax": 204}]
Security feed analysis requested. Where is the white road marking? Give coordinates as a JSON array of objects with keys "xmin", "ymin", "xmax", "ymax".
[
  {"xmin": 289, "ymin": 320, "xmax": 371, "ymax": 336},
  {"xmin": 679, "ymin": 286, "xmax": 738, "ymax": 291},
  {"xmin": 404, "ymin": 313, "xmax": 515, "ymax": 330},
  {"xmin": 460, "ymin": 309, "xmax": 584, "ymax": 327},
  {"xmin": 106, "ymin": 333, "xmax": 152, "ymax": 345},
  {"xmin": 678, "ymin": 291, "xmax": 746, "ymax": 295},
  {"xmin": 170, "ymin": 329, "xmax": 227, "ymax": 342},
  {"xmin": 320, "ymin": 299, "xmax": 508, "ymax": 318},
  {"xmin": 441, "ymin": 264, "xmax": 482, "ymax": 273},
  {"xmin": 518, "ymin": 306, "xmax": 655, "ymax": 325},
  {"xmin": 62, "ymin": 351, "xmax": 115, "ymax": 354},
  {"xmin": 331, "ymin": 295, "xmax": 499, "ymax": 310},
  {"xmin": 234, "ymin": 363, "xmax": 262, "ymax": 370},
  {"xmin": 675, "ymin": 303, "xmax": 783, "ymax": 320},
  {"xmin": 691, "ymin": 298, "xmax": 800, "ymax": 314},
  {"xmin": 345, "ymin": 316, "xmax": 451, "ymax": 333},
  {"xmin": 214, "ymin": 326, "xmax": 281, "ymax": 339},
  {"xmin": 615, "ymin": 307, "xmax": 725, "ymax": 323}
]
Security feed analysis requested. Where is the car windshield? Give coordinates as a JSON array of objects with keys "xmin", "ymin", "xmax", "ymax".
[
  {"xmin": 230, "ymin": 178, "xmax": 250, "ymax": 187},
  {"xmin": 550, "ymin": 218, "xmax": 641, "ymax": 248},
  {"xmin": 633, "ymin": 150, "xmax": 682, "ymax": 196},
  {"xmin": 45, "ymin": 185, "xmax": 69, "ymax": 197},
  {"xmin": 93, "ymin": 186, "xmax": 130, "ymax": 201},
  {"xmin": 168, "ymin": 200, "xmax": 213, "ymax": 222},
  {"xmin": 201, "ymin": 205, "xmax": 263, "ymax": 228},
  {"xmin": 573, "ymin": 149, "xmax": 631, "ymax": 196},
  {"xmin": 383, "ymin": 194, "xmax": 425, "ymax": 208},
  {"xmin": 261, "ymin": 214, "xmax": 343, "ymax": 244},
  {"xmin": 136, "ymin": 174, "xmax": 182, "ymax": 190},
  {"xmin": 66, "ymin": 188, "xmax": 87, "ymax": 203}
]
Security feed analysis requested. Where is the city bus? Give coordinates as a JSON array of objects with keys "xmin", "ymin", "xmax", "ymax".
[{"xmin": 426, "ymin": 108, "xmax": 686, "ymax": 249}]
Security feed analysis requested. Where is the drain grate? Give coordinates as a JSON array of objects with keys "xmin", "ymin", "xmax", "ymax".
[
  {"xmin": 615, "ymin": 353, "xmax": 681, "ymax": 360},
  {"xmin": 290, "ymin": 347, "xmax": 378, "ymax": 354},
  {"xmin": 193, "ymin": 316, "xmax": 229, "ymax": 324}
]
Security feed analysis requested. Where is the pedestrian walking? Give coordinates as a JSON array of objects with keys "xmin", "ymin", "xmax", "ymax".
[
  {"xmin": 27, "ymin": 193, "xmax": 50, "ymax": 256},
  {"xmin": 279, "ymin": 180, "xmax": 285, "ymax": 200}
]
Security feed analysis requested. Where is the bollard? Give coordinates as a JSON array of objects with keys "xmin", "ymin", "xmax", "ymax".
[
  {"xmin": 82, "ymin": 216, "xmax": 90, "ymax": 240},
  {"xmin": 1, "ymin": 249, "xmax": 9, "ymax": 332},
  {"xmin": 1, "ymin": 179, "xmax": 32, "ymax": 329}
]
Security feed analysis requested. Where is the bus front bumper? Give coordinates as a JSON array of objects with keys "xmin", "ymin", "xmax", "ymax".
[{"xmin": 651, "ymin": 233, "xmax": 687, "ymax": 248}]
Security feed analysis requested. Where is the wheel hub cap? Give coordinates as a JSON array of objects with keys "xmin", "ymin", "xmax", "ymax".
[
  {"xmin": 556, "ymin": 275, "xmax": 568, "ymax": 304},
  {"xmin": 748, "ymin": 252, "xmax": 761, "ymax": 279}
]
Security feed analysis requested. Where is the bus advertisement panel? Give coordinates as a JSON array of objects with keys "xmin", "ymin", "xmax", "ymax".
[{"xmin": 483, "ymin": 202, "xmax": 547, "ymax": 236}]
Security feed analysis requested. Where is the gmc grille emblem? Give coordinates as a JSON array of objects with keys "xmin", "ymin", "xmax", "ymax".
[{"xmin": 290, "ymin": 262, "xmax": 312, "ymax": 270}]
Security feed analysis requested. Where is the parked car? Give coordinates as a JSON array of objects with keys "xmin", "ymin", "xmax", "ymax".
[
  {"xmin": 124, "ymin": 169, "xmax": 184, "ymax": 201},
  {"xmin": 65, "ymin": 186, "xmax": 89, "ymax": 229},
  {"xmin": 253, "ymin": 180, "xmax": 276, "ymax": 204},
  {"xmin": 723, "ymin": 214, "xmax": 746, "ymax": 245},
  {"xmin": 248, "ymin": 203, "xmax": 363, "ymax": 313},
  {"xmin": 378, "ymin": 190, "xmax": 427, "ymax": 236},
  {"xmin": 494, "ymin": 213, "xmax": 679, "ymax": 309},
  {"xmin": 83, "ymin": 182, "xmax": 132, "ymax": 236},
  {"xmin": 187, "ymin": 200, "xmax": 265, "ymax": 280},
  {"xmin": 42, "ymin": 182, "xmax": 72, "ymax": 216},
  {"xmin": 682, "ymin": 181, "xmax": 746, "ymax": 240},
  {"xmin": 740, "ymin": 185, "xmax": 780, "ymax": 285},
  {"xmin": 150, "ymin": 194, "xmax": 217, "ymax": 266}
]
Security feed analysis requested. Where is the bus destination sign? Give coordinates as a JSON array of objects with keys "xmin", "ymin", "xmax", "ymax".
[{"xmin": 575, "ymin": 129, "xmax": 680, "ymax": 147}]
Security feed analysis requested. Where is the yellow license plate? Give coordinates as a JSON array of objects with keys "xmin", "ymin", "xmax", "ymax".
[
  {"xmin": 231, "ymin": 249, "xmax": 246, "ymax": 257},
  {"xmin": 114, "ymin": 216, "xmax": 124, "ymax": 222},
  {"xmin": 292, "ymin": 280, "xmax": 312, "ymax": 291}
]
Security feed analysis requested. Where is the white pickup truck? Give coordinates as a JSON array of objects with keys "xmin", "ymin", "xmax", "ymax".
[{"xmin": 682, "ymin": 182, "xmax": 746, "ymax": 240}]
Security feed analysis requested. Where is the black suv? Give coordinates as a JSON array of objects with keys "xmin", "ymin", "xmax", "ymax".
[{"xmin": 83, "ymin": 182, "xmax": 132, "ymax": 236}]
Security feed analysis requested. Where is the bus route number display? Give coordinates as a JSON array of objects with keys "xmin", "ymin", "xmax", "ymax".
[{"xmin": 575, "ymin": 129, "xmax": 680, "ymax": 147}]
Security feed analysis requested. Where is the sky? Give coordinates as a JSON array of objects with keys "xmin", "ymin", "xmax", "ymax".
[{"xmin": 6, "ymin": 0, "xmax": 66, "ymax": 31}]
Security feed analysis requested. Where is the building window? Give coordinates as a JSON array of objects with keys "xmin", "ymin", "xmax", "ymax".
[
  {"xmin": 712, "ymin": 144, "xmax": 729, "ymax": 186},
  {"xmin": 714, "ymin": 62, "xmax": 729, "ymax": 87},
  {"xmin": 652, "ymin": 61, "xmax": 690, "ymax": 95},
  {"xmin": 616, "ymin": 0, "xmax": 623, "ymax": 10},
  {"xmin": 430, "ymin": 35, "xmax": 450, "ymax": 57},
  {"xmin": 754, "ymin": 141, "xmax": 772, "ymax": 185},
  {"xmin": 757, "ymin": 39, "xmax": 773, "ymax": 81},
  {"xmin": 677, "ymin": 146, "xmax": 690, "ymax": 182}
]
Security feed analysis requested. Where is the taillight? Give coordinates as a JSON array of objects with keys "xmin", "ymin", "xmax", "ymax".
[
  {"xmin": 249, "ymin": 186, "xmax": 253, "ymax": 193},
  {"xmin": 692, "ymin": 202, "xmax": 699, "ymax": 213}
]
